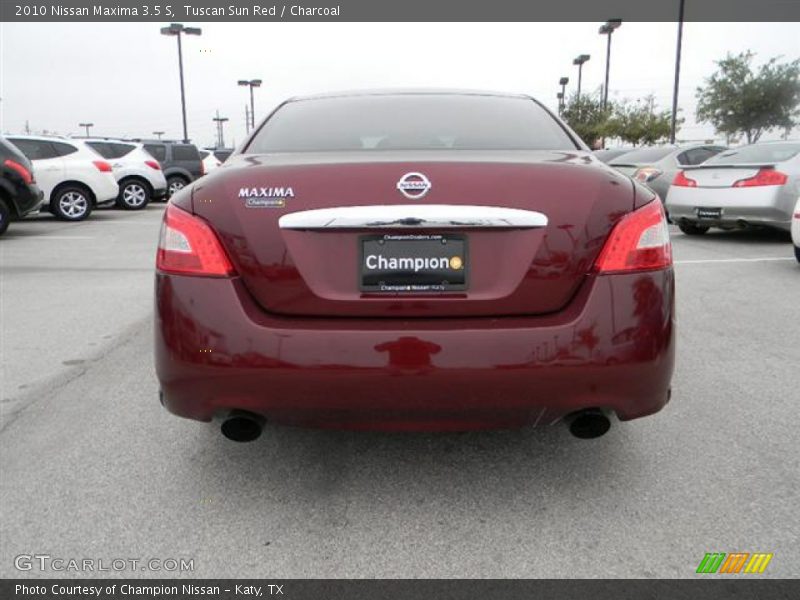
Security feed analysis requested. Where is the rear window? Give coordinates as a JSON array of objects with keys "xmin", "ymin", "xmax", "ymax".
[
  {"xmin": 246, "ymin": 94, "xmax": 578, "ymax": 153},
  {"xmin": 172, "ymin": 145, "xmax": 200, "ymax": 161},
  {"xmin": 144, "ymin": 144, "xmax": 167, "ymax": 161},
  {"xmin": 107, "ymin": 143, "xmax": 135, "ymax": 158},
  {"xmin": 51, "ymin": 142, "xmax": 79, "ymax": 157},
  {"xmin": 86, "ymin": 142, "xmax": 113, "ymax": 158},
  {"xmin": 199, "ymin": 150, "xmax": 210, "ymax": 159},
  {"xmin": 610, "ymin": 146, "xmax": 675, "ymax": 164},
  {"xmin": 705, "ymin": 143, "xmax": 800, "ymax": 165}
]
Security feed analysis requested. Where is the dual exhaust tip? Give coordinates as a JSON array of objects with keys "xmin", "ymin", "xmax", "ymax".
[{"xmin": 220, "ymin": 408, "xmax": 612, "ymax": 442}]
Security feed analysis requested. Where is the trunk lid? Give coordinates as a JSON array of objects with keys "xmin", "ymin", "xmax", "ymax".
[
  {"xmin": 684, "ymin": 164, "xmax": 767, "ymax": 188},
  {"xmin": 191, "ymin": 151, "xmax": 633, "ymax": 318}
]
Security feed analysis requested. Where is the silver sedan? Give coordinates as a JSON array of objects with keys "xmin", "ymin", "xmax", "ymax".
[{"xmin": 666, "ymin": 141, "xmax": 800, "ymax": 235}]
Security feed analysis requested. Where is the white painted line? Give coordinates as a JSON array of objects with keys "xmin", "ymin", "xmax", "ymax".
[{"xmin": 675, "ymin": 257, "xmax": 795, "ymax": 264}]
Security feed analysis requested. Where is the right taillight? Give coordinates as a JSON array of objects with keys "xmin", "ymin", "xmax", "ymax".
[
  {"xmin": 156, "ymin": 204, "xmax": 236, "ymax": 277},
  {"xmin": 4, "ymin": 159, "xmax": 33, "ymax": 185},
  {"xmin": 732, "ymin": 168, "xmax": 788, "ymax": 187},
  {"xmin": 594, "ymin": 200, "xmax": 672, "ymax": 274},
  {"xmin": 145, "ymin": 160, "xmax": 161, "ymax": 170},
  {"xmin": 672, "ymin": 170, "xmax": 697, "ymax": 187}
]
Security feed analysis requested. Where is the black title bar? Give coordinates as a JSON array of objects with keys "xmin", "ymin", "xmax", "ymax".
[{"xmin": 2, "ymin": 0, "xmax": 800, "ymax": 22}]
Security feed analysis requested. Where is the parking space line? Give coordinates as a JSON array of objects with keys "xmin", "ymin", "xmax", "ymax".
[
  {"xmin": 675, "ymin": 257, "xmax": 795, "ymax": 264},
  {"xmin": 9, "ymin": 235, "xmax": 96, "ymax": 240}
]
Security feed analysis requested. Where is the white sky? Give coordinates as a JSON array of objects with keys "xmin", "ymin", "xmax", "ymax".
[{"xmin": 0, "ymin": 21, "xmax": 798, "ymax": 148}]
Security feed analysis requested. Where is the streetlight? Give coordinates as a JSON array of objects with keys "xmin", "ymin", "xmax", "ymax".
[
  {"xmin": 572, "ymin": 54, "xmax": 590, "ymax": 101},
  {"xmin": 79, "ymin": 122, "xmax": 94, "ymax": 137},
  {"xmin": 559, "ymin": 77, "xmax": 569, "ymax": 112},
  {"xmin": 670, "ymin": 0, "xmax": 686, "ymax": 144},
  {"xmin": 212, "ymin": 110, "xmax": 229, "ymax": 148},
  {"xmin": 598, "ymin": 19, "xmax": 622, "ymax": 109},
  {"xmin": 556, "ymin": 92, "xmax": 564, "ymax": 115},
  {"xmin": 238, "ymin": 79, "xmax": 262, "ymax": 131},
  {"xmin": 153, "ymin": 131, "xmax": 165, "ymax": 140},
  {"xmin": 160, "ymin": 23, "xmax": 202, "ymax": 143}
]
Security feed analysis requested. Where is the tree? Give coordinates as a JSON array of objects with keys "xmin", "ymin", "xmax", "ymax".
[
  {"xmin": 561, "ymin": 92, "xmax": 612, "ymax": 148},
  {"xmin": 696, "ymin": 51, "xmax": 800, "ymax": 144},
  {"xmin": 607, "ymin": 96, "xmax": 676, "ymax": 146}
]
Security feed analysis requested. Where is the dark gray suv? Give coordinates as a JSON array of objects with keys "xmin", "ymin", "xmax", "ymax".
[{"xmin": 140, "ymin": 141, "xmax": 203, "ymax": 198}]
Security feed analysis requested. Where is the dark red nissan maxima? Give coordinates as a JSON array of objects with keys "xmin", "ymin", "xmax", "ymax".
[{"xmin": 155, "ymin": 90, "xmax": 675, "ymax": 441}]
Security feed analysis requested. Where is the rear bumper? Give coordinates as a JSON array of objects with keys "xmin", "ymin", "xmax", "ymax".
[
  {"xmin": 666, "ymin": 186, "xmax": 793, "ymax": 230},
  {"xmin": 155, "ymin": 270, "xmax": 675, "ymax": 430}
]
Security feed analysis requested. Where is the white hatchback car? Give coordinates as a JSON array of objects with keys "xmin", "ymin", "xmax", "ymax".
[
  {"xmin": 84, "ymin": 139, "xmax": 167, "ymax": 210},
  {"xmin": 199, "ymin": 150, "xmax": 222, "ymax": 174},
  {"xmin": 792, "ymin": 197, "xmax": 800, "ymax": 262},
  {"xmin": 7, "ymin": 135, "xmax": 118, "ymax": 221}
]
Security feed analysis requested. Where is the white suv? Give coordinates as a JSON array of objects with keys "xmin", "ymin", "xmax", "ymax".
[
  {"xmin": 84, "ymin": 140, "xmax": 167, "ymax": 210},
  {"xmin": 7, "ymin": 136, "xmax": 118, "ymax": 221}
]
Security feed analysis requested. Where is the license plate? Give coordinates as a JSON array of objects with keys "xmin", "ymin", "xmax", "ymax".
[
  {"xmin": 360, "ymin": 234, "xmax": 468, "ymax": 292},
  {"xmin": 695, "ymin": 207, "xmax": 722, "ymax": 220}
]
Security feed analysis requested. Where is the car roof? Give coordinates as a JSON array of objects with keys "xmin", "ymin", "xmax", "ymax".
[
  {"xmin": 286, "ymin": 88, "xmax": 533, "ymax": 103},
  {"xmin": 5, "ymin": 134, "xmax": 74, "ymax": 142}
]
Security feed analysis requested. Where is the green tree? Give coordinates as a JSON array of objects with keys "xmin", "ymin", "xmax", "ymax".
[
  {"xmin": 696, "ymin": 51, "xmax": 800, "ymax": 144},
  {"xmin": 607, "ymin": 96, "xmax": 676, "ymax": 146},
  {"xmin": 561, "ymin": 92, "xmax": 612, "ymax": 148}
]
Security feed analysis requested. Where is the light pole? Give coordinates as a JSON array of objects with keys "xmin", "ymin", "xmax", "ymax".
[
  {"xmin": 559, "ymin": 77, "xmax": 569, "ymax": 112},
  {"xmin": 153, "ymin": 131, "xmax": 165, "ymax": 140},
  {"xmin": 212, "ymin": 110, "xmax": 229, "ymax": 148},
  {"xmin": 573, "ymin": 54, "xmax": 590, "ymax": 102},
  {"xmin": 160, "ymin": 23, "xmax": 202, "ymax": 143},
  {"xmin": 670, "ymin": 0, "xmax": 686, "ymax": 144},
  {"xmin": 238, "ymin": 79, "xmax": 262, "ymax": 131},
  {"xmin": 79, "ymin": 122, "xmax": 93, "ymax": 137},
  {"xmin": 599, "ymin": 19, "xmax": 622, "ymax": 110},
  {"xmin": 556, "ymin": 92, "xmax": 564, "ymax": 114}
]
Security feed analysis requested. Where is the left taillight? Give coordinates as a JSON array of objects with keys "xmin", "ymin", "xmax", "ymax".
[
  {"xmin": 732, "ymin": 168, "xmax": 788, "ymax": 187},
  {"xmin": 4, "ymin": 159, "xmax": 33, "ymax": 185},
  {"xmin": 93, "ymin": 160, "xmax": 113, "ymax": 172},
  {"xmin": 593, "ymin": 199, "xmax": 672, "ymax": 274},
  {"xmin": 156, "ymin": 204, "xmax": 236, "ymax": 277},
  {"xmin": 633, "ymin": 167, "xmax": 662, "ymax": 184}
]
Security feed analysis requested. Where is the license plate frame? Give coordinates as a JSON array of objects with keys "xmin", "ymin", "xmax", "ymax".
[
  {"xmin": 695, "ymin": 206, "xmax": 723, "ymax": 220},
  {"xmin": 359, "ymin": 233, "xmax": 468, "ymax": 293}
]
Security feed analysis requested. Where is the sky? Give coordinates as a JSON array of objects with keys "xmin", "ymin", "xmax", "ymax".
[{"xmin": 0, "ymin": 21, "xmax": 798, "ymax": 148}]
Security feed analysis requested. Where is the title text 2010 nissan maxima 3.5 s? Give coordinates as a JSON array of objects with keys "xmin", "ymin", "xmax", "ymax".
[{"xmin": 155, "ymin": 90, "xmax": 675, "ymax": 442}]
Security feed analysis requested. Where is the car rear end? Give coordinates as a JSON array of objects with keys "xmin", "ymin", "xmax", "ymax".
[
  {"xmin": 72, "ymin": 141, "xmax": 119, "ymax": 206},
  {"xmin": 666, "ymin": 142, "xmax": 800, "ymax": 232},
  {"xmin": 1, "ymin": 136, "xmax": 44, "ymax": 221},
  {"xmin": 155, "ymin": 91, "xmax": 675, "ymax": 438}
]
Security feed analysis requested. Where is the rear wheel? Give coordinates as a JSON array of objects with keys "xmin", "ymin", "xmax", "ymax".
[
  {"xmin": 51, "ymin": 185, "xmax": 92, "ymax": 221},
  {"xmin": 0, "ymin": 198, "xmax": 10, "ymax": 236},
  {"xmin": 117, "ymin": 179, "xmax": 151, "ymax": 210},
  {"xmin": 678, "ymin": 221, "xmax": 710, "ymax": 236},
  {"xmin": 166, "ymin": 176, "xmax": 188, "ymax": 199}
]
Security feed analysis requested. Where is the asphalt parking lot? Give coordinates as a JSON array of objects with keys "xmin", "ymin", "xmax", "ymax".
[{"xmin": 1, "ymin": 205, "xmax": 798, "ymax": 578}]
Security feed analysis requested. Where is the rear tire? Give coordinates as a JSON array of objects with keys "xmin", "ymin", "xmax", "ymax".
[
  {"xmin": 116, "ymin": 179, "xmax": 151, "ymax": 210},
  {"xmin": 0, "ymin": 198, "xmax": 10, "ymax": 236},
  {"xmin": 166, "ymin": 176, "xmax": 188, "ymax": 199},
  {"xmin": 678, "ymin": 221, "xmax": 710, "ymax": 236},
  {"xmin": 51, "ymin": 185, "xmax": 92, "ymax": 221}
]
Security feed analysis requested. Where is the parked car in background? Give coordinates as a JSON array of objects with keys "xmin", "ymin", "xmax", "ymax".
[
  {"xmin": 0, "ymin": 135, "xmax": 44, "ymax": 235},
  {"xmin": 155, "ymin": 89, "xmax": 675, "ymax": 443},
  {"xmin": 84, "ymin": 139, "xmax": 167, "ymax": 210},
  {"xmin": 610, "ymin": 144, "xmax": 727, "ymax": 200},
  {"xmin": 593, "ymin": 147, "xmax": 633, "ymax": 163},
  {"xmin": 666, "ymin": 141, "xmax": 800, "ymax": 235},
  {"xmin": 792, "ymin": 197, "xmax": 800, "ymax": 262},
  {"xmin": 6, "ymin": 135, "xmax": 118, "ymax": 221},
  {"xmin": 213, "ymin": 148, "xmax": 234, "ymax": 163},
  {"xmin": 199, "ymin": 150, "xmax": 222, "ymax": 174},
  {"xmin": 139, "ymin": 141, "xmax": 203, "ymax": 198}
]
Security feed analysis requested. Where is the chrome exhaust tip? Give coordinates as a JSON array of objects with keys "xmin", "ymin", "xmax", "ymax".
[{"xmin": 567, "ymin": 409, "xmax": 611, "ymax": 439}]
